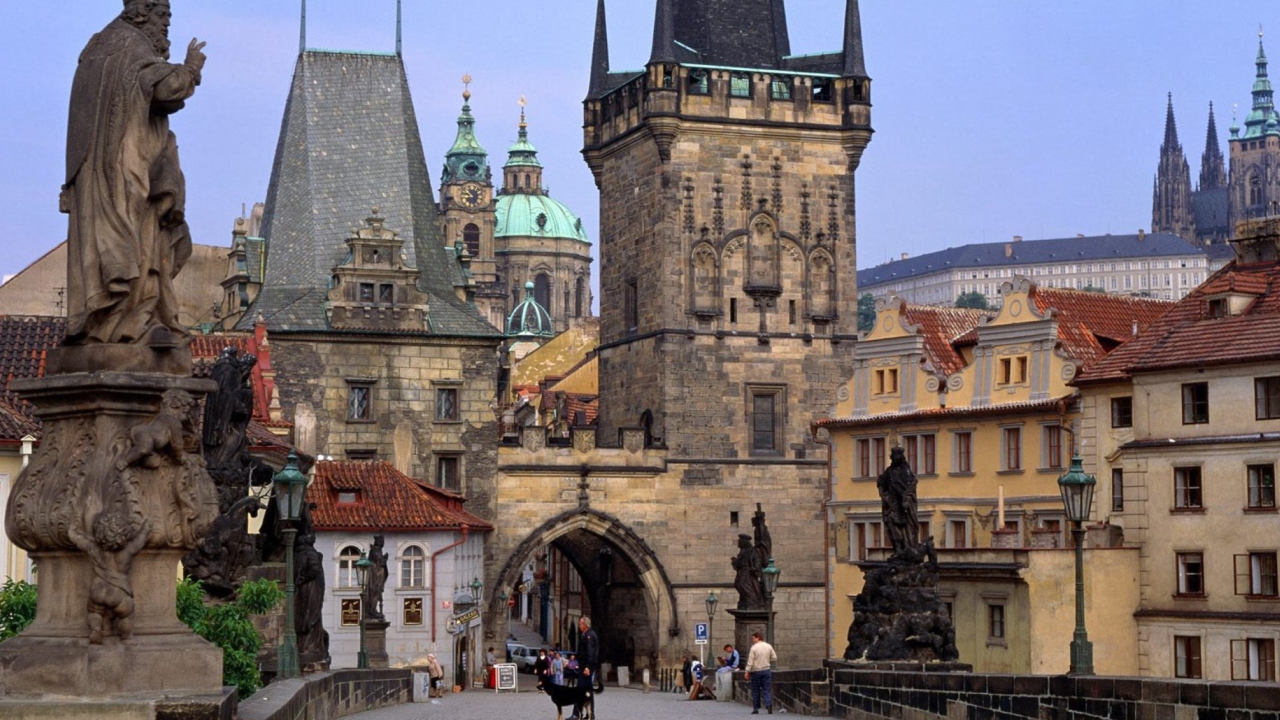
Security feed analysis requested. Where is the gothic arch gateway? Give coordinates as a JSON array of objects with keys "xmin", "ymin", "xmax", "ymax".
[{"xmin": 487, "ymin": 508, "xmax": 678, "ymax": 670}]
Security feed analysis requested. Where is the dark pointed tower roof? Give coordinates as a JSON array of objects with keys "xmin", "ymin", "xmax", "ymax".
[
  {"xmin": 1200, "ymin": 102, "xmax": 1227, "ymax": 191},
  {"xmin": 1162, "ymin": 92, "xmax": 1182, "ymax": 151},
  {"xmin": 589, "ymin": 0, "xmax": 611, "ymax": 96},
  {"xmin": 241, "ymin": 50, "xmax": 497, "ymax": 337},
  {"xmin": 1152, "ymin": 93, "xmax": 1195, "ymax": 241},
  {"xmin": 650, "ymin": 0, "xmax": 676, "ymax": 64},
  {"xmin": 671, "ymin": 0, "xmax": 791, "ymax": 69},
  {"xmin": 842, "ymin": 0, "xmax": 867, "ymax": 77}
]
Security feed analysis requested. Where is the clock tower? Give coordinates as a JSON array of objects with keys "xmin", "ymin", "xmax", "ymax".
[{"xmin": 439, "ymin": 78, "xmax": 503, "ymax": 327}]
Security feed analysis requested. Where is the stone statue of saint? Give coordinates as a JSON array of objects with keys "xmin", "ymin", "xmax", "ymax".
[
  {"xmin": 364, "ymin": 534, "xmax": 389, "ymax": 621},
  {"xmin": 732, "ymin": 533, "xmax": 765, "ymax": 610},
  {"xmin": 62, "ymin": 0, "xmax": 207, "ymax": 346},
  {"xmin": 878, "ymin": 446, "xmax": 920, "ymax": 555}
]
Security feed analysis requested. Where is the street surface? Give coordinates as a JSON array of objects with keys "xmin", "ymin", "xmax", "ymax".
[{"xmin": 346, "ymin": 672, "xmax": 827, "ymax": 719}]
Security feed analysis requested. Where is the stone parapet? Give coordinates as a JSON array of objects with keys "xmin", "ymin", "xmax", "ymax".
[{"xmin": 237, "ymin": 669, "xmax": 411, "ymax": 720}]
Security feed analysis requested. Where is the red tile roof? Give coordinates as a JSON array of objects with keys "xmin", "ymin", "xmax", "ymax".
[
  {"xmin": 818, "ymin": 396, "xmax": 1074, "ymax": 430},
  {"xmin": 1031, "ymin": 287, "xmax": 1172, "ymax": 348},
  {"xmin": 1076, "ymin": 260, "xmax": 1280, "ymax": 384},
  {"xmin": 309, "ymin": 460, "xmax": 493, "ymax": 532},
  {"xmin": 0, "ymin": 316, "xmax": 64, "ymax": 389},
  {"xmin": 901, "ymin": 306, "xmax": 988, "ymax": 376},
  {"xmin": 0, "ymin": 391, "xmax": 39, "ymax": 444}
]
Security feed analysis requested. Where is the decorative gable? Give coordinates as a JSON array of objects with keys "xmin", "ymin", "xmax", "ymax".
[{"xmin": 326, "ymin": 211, "xmax": 431, "ymax": 333}]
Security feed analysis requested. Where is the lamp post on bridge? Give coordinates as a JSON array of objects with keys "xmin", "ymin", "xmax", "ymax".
[
  {"xmin": 1058, "ymin": 453, "xmax": 1096, "ymax": 676},
  {"xmin": 272, "ymin": 451, "xmax": 308, "ymax": 679},
  {"xmin": 761, "ymin": 558, "xmax": 780, "ymax": 670}
]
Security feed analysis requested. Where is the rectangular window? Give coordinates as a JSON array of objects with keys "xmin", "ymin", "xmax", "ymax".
[
  {"xmin": 1257, "ymin": 377, "xmax": 1280, "ymax": 420},
  {"xmin": 922, "ymin": 434, "xmax": 936, "ymax": 474},
  {"xmin": 1176, "ymin": 552, "xmax": 1205, "ymax": 596},
  {"xmin": 770, "ymin": 78, "xmax": 792, "ymax": 100},
  {"xmin": 1250, "ymin": 464, "xmax": 1277, "ymax": 509},
  {"xmin": 1236, "ymin": 552, "xmax": 1280, "ymax": 597},
  {"xmin": 359, "ymin": 283, "xmax": 375, "ymax": 303},
  {"xmin": 625, "ymin": 280, "xmax": 639, "ymax": 335},
  {"xmin": 789, "ymin": 299, "xmax": 797, "ymax": 326},
  {"xmin": 1003, "ymin": 427, "xmax": 1022, "ymax": 471},
  {"xmin": 379, "ymin": 283, "xmax": 394, "ymax": 304},
  {"xmin": 435, "ymin": 387, "xmax": 459, "ymax": 422},
  {"xmin": 1175, "ymin": 636, "xmax": 1203, "ymax": 678},
  {"xmin": 729, "ymin": 297, "xmax": 738, "ymax": 324},
  {"xmin": 1175, "ymin": 467, "xmax": 1203, "ymax": 509},
  {"xmin": 748, "ymin": 386, "xmax": 785, "ymax": 456},
  {"xmin": 403, "ymin": 598, "xmax": 424, "ymax": 626},
  {"xmin": 988, "ymin": 604, "xmax": 1006, "ymax": 640},
  {"xmin": 999, "ymin": 358, "xmax": 1013, "ymax": 385},
  {"xmin": 919, "ymin": 521, "xmax": 932, "ymax": 544},
  {"xmin": 1182, "ymin": 382, "xmax": 1209, "ymax": 424},
  {"xmin": 856, "ymin": 438, "xmax": 871, "ymax": 478},
  {"xmin": 1016, "ymin": 356, "xmax": 1028, "ymax": 384},
  {"xmin": 341, "ymin": 598, "xmax": 362, "ymax": 627},
  {"xmin": 730, "ymin": 73, "xmax": 751, "ymax": 98},
  {"xmin": 688, "ymin": 69, "xmax": 709, "ymax": 95},
  {"xmin": 1111, "ymin": 397, "xmax": 1133, "ymax": 428},
  {"xmin": 948, "ymin": 519, "xmax": 969, "ymax": 549},
  {"xmin": 437, "ymin": 455, "xmax": 461, "ymax": 493},
  {"xmin": 1043, "ymin": 425, "xmax": 1063, "ymax": 469},
  {"xmin": 1232, "ymin": 639, "xmax": 1277, "ymax": 681},
  {"xmin": 1112, "ymin": 468, "xmax": 1124, "ymax": 512},
  {"xmin": 348, "ymin": 384, "xmax": 373, "ymax": 422},
  {"xmin": 872, "ymin": 437, "xmax": 887, "ymax": 475},
  {"xmin": 955, "ymin": 432, "xmax": 973, "ymax": 473},
  {"xmin": 904, "ymin": 435, "xmax": 918, "ymax": 470},
  {"xmin": 850, "ymin": 519, "xmax": 883, "ymax": 561}
]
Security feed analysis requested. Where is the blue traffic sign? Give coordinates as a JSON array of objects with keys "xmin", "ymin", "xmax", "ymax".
[{"xmin": 694, "ymin": 622, "xmax": 709, "ymax": 644}]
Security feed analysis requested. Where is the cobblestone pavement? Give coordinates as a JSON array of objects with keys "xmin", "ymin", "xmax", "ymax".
[{"xmin": 345, "ymin": 673, "xmax": 827, "ymax": 720}]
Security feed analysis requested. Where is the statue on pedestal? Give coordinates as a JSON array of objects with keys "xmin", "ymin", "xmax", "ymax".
[{"xmin": 364, "ymin": 534, "xmax": 389, "ymax": 621}]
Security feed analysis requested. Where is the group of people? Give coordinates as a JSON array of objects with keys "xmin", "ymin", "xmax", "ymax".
[
  {"xmin": 532, "ymin": 647, "xmax": 580, "ymax": 688},
  {"xmin": 677, "ymin": 633, "xmax": 777, "ymax": 714},
  {"xmin": 528, "ymin": 616, "xmax": 599, "ymax": 720}
]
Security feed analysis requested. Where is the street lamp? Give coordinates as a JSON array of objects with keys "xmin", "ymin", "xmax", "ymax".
[
  {"xmin": 356, "ymin": 550, "xmax": 372, "ymax": 669},
  {"xmin": 472, "ymin": 576, "xmax": 483, "ymax": 603},
  {"xmin": 1058, "ymin": 453, "xmax": 1097, "ymax": 675},
  {"xmin": 272, "ymin": 451, "xmax": 308, "ymax": 679},
  {"xmin": 761, "ymin": 557, "xmax": 780, "ymax": 669},
  {"xmin": 705, "ymin": 591, "xmax": 718, "ymax": 648}
]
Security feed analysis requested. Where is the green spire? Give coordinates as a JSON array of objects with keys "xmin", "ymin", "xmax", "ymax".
[
  {"xmin": 1243, "ymin": 30, "xmax": 1280, "ymax": 139},
  {"xmin": 443, "ymin": 74, "xmax": 489, "ymax": 184},
  {"xmin": 505, "ymin": 97, "xmax": 543, "ymax": 169}
]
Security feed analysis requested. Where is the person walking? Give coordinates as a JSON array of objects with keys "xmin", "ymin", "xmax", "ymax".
[
  {"xmin": 552, "ymin": 650, "xmax": 565, "ymax": 686},
  {"xmin": 425, "ymin": 653, "xmax": 444, "ymax": 699},
  {"xmin": 533, "ymin": 648, "xmax": 550, "ymax": 690},
  {"xmin": 744, "ymin": 631, "xmax": 777, "ymax": 715},
  {"xmin": 569, "ymin": 616, "xmax": 600, "ymax": 720}
]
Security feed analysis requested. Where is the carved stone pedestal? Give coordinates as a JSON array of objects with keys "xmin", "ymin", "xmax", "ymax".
[
  {"xmin": 1, "ymin": 369, "xmax": 222, "ymax": 700},
  {"xmin": 727, "ymin": 608, "xmax": 772, "ymax": 657},
  {"xmin": 365, "ymin": 618, "xmax": 391, "ymax": 669}
]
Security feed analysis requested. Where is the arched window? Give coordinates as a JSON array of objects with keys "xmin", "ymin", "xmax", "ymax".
[
  {"xmin": 525, "ymin": 173, "xmax": 532, "ymax": 189},
  {"xmin": 463, "ymin": 223, "xmax": 481, "ymax": 257},
  {"xmin": 534, "ymin": 273, "xmax": 552, "ymax": 313},
  {"xmin": 401, "ymin": 545, "xmax": 426, "ymax": 588},
  {"xmin": 575, "ymin": 277, "xmax": 585, "ymax": 318},
  {"xmin": 338, "ymin": 545, "xmax": 362, "ymax": 588}
]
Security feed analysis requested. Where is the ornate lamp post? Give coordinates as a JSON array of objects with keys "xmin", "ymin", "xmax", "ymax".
[
  {"xmin": 1058, "ymin": 453, "xmax": 1097, "ymax": 676},
  {"xmin": 705, "ymin": 591, "xmax": 718, "ymax": 650},
  {"xmin": 356, "ymin": 551, "xmax": 372, "ymax": 669},
  {"xmin": 272, "ymin": 451, "xmax": 308, "ymax": 679},
  {"xmin": 761, "ymin": 557, "xmax": 780, "ymax": 668}
]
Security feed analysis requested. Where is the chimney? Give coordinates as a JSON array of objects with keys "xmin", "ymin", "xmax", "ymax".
[
  {"xmin": 901, "ymin": 253, "xmax": 910, "ymax": 261},
  {"xmin": 1138, "ymin": 229, "xmax": 1146, "ymax": 241},
  {"xmin": 1077, "ymin": 233, "xmax": 1085, "ymax": 238},
  {"xmin": 1013, "ymin": 235, "xmax": 1023, "ymax": 243},
  {"xmin": 1005, "ymin": 243, "xmax": 1014, "ymax": 258}
]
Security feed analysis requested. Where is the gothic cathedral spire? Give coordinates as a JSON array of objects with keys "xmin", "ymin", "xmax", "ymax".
[
  {"xmin": 1152, "ymin": 93, "xmax": 1195, "ymax": 242},
  {"xmin": 1200, "ymin": 103, "xmax": 1227, "ymax": 191},
  {"xmin": 589, "ymin": 0, "xmax": 611, "ymax": 97}
]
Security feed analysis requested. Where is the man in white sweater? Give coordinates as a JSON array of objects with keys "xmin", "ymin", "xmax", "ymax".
[{"xmin": 743, "ymin": 632, "xmax": 777, "ymax": 714}]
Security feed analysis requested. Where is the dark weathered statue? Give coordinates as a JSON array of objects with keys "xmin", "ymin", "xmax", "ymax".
[
  {"xmin": 878, "ymin": 446, "xmax": 919, "ymax": 555},
  {"xmin": 846, "ymin": 445, "xmax": 957, "ymax": 663},
  {"xmin": 732, "ymin": 533, "xmax": 765, "ymax": 609},
  {"xmin": 364, "ymin": 534, "xmax": 389, "ymax": 621},
  {"xmin": 259, "ymin": 499, "xmax": 330, "ymax": 669},
  {"xmin": 62, "ymin": 0, "xmax": 206, "ymax": 345}
]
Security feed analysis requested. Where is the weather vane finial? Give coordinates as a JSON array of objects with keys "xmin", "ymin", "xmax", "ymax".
[
  {"xmin": 519, "ymin": 95, "xmax": 528, "ymax": 130},
  {"xmin": 462, "ymin": 74, "xmax": 472, "ymax": 103}
]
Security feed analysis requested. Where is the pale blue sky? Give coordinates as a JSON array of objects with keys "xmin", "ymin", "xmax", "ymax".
[{"xmin": 0, "ymin": 1, "xmax": 1274, "ymax": 284}]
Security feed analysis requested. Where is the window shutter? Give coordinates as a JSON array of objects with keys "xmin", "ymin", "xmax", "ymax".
[
  {"xmin": 1237, "ymin": 554, "xmax": 1252, "ymax": 595},
  {"xmin": 1232, "ymin": 639, "xmax": 1248, "ymax": 680}
]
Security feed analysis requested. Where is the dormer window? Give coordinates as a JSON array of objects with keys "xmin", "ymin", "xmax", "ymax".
[
  {"xmin": 1208, "ymin": 298, "xmax": 1229, "ymax": 318},
  {"xmin": 359, "ymin": 283, "xmax": 375, "ymax": 303},
  {"xmin": 379, "ymin": 284, "xmax": 394, "ymax": 305},
  {"xmin": 336, "ymin": 490, "xmax": 361, "ymax": 505}
]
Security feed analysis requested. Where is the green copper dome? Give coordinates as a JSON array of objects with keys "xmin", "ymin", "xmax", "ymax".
[
  {"xmin": 496, "ymin": 193, "xmax": 590, "ymax": 243},
  {"xmin": 507, "ymin": 282, "xmax": 555, "ymax": 338},
  {"xmin": 442, "ymin": 85, "xmax": 489, "ymax": 184},
  {"xmin": 505, "ymin": 110, "xmax": 543, "ymax": 169}
]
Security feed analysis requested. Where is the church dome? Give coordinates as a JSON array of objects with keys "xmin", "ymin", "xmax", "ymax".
[
  {"xmin": 496, "ymin": 193, "xmax": 590, "ymax": 243},
  {"xmin": 506, "ymin": 282, "xmax": 555, "ymax": 339}
]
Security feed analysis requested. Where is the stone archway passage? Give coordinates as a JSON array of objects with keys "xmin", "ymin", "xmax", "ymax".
[{"xmin": 489, "ymin": 508, "xmax": 679, "ymax": 674}]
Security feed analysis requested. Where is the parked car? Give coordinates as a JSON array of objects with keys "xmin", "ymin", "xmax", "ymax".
[{"xmin": 509, "ymin": 645, "xmax": 541, "ymax": 673}]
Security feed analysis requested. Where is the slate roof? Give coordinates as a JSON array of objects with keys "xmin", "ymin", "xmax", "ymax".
[
  {"xmin": 308, "ymin": 460, "xmax": 493, "ymax": 532},
  {"xmin": 858, "ymin": 233, "xmax": 1206, "ymax": 289},
  {"xmin": 241, "ymin": 50, "xmax": 498, "ymax": 339},
  {"xmin": 1075, "ymin": 258, "xmax": 1280, "ymax": 384},
  {"xmin": 1191, "ymin": 187, "xmax": 1230, "ymax": 234},
  {"xmin": 672, "ymin": 0, "xmax": 790, "ymax": 70}
]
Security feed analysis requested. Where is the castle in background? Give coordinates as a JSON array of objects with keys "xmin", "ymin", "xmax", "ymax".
[{"xmin": 1153, "ymin": 34, "xmax": 1280, "ymax": 246}]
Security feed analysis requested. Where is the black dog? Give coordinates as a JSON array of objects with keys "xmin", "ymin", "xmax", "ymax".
[{"xmin": 540, "ymin": 681, "xmax": 593, "ymax": 720}]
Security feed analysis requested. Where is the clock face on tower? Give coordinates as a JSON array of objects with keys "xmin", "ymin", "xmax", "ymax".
[{"xmin": 458, "ymin": 184, "xmax": 484, "ymax": 210}]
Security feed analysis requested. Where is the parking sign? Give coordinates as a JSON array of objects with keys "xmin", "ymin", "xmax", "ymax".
[{"xmin": 694, "ymin": 622, "xmax": 708, "ymax": 645}]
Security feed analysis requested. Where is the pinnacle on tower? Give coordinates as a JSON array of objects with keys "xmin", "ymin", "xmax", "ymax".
[
  {"xmin": 649, "ymin": 0, "xmax": 676, "ymax": 65},
  {"xmin": 589, "ymin": 0, "xmax": 611, "ymax": 96},
  {"xmin": 842, "ymin": 0, "xmax": 867, "ymax": 77},
  {"xmin": 1200, "ymin": 102, "xmax": 1227, "ymax": 191},
  {"xmin": 1162, "ymin": 92, "xmax": 1182, "ymax": 152}
]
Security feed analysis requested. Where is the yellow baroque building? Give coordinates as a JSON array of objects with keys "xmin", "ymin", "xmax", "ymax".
[{"xmin": 820, "ymin": 278, "xmax": 1169, "ymax": 673}]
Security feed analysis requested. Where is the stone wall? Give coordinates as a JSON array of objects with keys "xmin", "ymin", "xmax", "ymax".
[
  {"xmin": 238, "ymin": 669, "xmax": 411, "ymax": 720},
  {"xmin": 768, "ymin": 663, "xmax": 1280, "ymax": 720}
]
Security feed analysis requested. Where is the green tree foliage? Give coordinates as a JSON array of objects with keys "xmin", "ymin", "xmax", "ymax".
[
  {"xmin": 0, "ymin": 579, "xmax": 36, "ymax": 641},
  {"xmin": 179, "ymin": 577, "xmax": 284, "ymax": 699},
  {"xmin": 1082, "ymin": 285, "xmax": 1106, "ymax": 294},
  {"xmin": 2, "ymin": 577, "xmax": 281, "ymax": 699},
  {"xmin": 857, "ymin": 293, "xmax": 878, "ymax": 333},
  {"xmin": 955, "ymin": 291, "xmax": 991, "ymax": 310}
]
